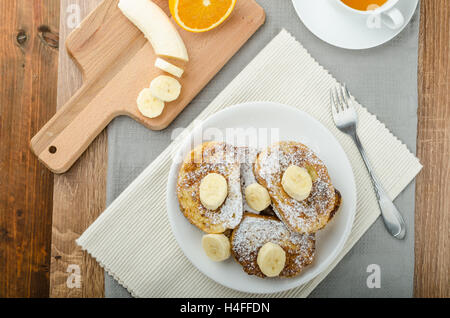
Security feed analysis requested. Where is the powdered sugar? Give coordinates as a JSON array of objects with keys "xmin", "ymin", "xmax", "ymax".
[
  {"xmin": 255, "ymin": 142, "xmax": 335, "ymax": 233},
  {"xmin": 177, "ymin": 142, "xmax": 243, "ymax": 229},
  {"xmin": 232, "ymin": 215, "xmax": 315, "ymax": 277}
]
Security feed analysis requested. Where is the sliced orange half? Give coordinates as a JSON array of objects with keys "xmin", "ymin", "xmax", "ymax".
[{"xmin": 169, "ymin": 0, "xmax": 237, "ymax": 33}]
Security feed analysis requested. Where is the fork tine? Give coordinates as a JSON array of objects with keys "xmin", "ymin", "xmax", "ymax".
[
  {"xmin": 330, "ymin": 90, "xmax": 338, "ymax": 118},
  {"xmin": 341, "ymin": 84, "xmax": 353, "ymax": 109},
  {"xmin": 335, "ymin": 86, "xmax": 345, "ymax": 111},
  {"xmin": 343, "ymin": 84, "xmax": 351, "ymax": 100},
  {"xmin": 331, "ymin": 87, "xmax": 339, "ymax": 112},
  {"xmin": 331, "ymin": 86, "xmax": 341, "ymax": 112},
  {"xmin": 338, "ymin": 85, "xmax": 347, "ymax": 109}
]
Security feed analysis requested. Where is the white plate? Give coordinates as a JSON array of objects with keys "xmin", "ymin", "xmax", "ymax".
[
  {"xmin": 292, "ymin": 0, "xmax": 418, "ymax": 50},
  {"xmin": 166, "ymin": 102, "xmax": 356, "ymax": 294}
]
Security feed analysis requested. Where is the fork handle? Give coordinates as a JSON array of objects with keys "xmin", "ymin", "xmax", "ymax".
[{"xmin": 351, "ymin": 132, "xmax": 406, "ymax": 240}]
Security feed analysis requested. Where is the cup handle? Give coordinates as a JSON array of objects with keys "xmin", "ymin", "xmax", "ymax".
[{"xmin": 381, "ymin": 8, "xmax": 404, "ymax": 29}]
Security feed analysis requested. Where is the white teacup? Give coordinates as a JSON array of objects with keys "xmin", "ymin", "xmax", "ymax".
[{"xmin": 337, "ymin": 0, "xmax": 405, "ymax": 30}]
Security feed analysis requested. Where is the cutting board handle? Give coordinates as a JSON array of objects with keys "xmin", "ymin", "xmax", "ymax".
[{"xmin": 31, "ymin": 94, "xmax": 117, "ymax": 174}]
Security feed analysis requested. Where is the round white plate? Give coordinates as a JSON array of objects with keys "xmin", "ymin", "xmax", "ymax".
[
  {"xmin": 166, "ymin": 102, "xmax": 356, "ymax": 294},
  {"xmin": 292, "ymin": 0, "xmax": 418, "ymax": 50}
]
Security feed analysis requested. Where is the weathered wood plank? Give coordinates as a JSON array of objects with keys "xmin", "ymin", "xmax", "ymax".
[
  {"xmin": 415, "ymin": 0, "xmax": 449, "ymax": 298},
  {"xmin": 49, "ymin": 0, "xmax": 105, "ymax": 298},
  {"xmin": 0, "ymin": 0, "xmax": 60, "ymax": 297}
]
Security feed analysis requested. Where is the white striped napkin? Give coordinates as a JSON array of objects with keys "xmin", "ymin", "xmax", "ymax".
[{"xmin": 77, "ymin": 29, "xmax": 422, "ymax": 298}]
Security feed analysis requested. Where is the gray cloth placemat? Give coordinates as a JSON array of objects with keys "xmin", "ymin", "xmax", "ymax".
[{"xmin": 104, "ymin": 0, "xmax": 420, "ymax": 298}]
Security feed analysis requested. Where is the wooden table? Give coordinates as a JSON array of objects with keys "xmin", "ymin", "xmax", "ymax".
[{"xmin": 0, "ymin": 0, "xmax": 448, "ymax": 298}]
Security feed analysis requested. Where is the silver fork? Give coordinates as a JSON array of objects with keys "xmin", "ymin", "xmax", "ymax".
[{"xmin": 330, "ymin": 84, "xmax": 406, "ymax": 239}]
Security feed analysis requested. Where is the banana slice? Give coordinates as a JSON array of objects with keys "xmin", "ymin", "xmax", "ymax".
[
  {"xmin": 150, "ymin": 75, "xmax": 181, "ymax": 102},
  {"xmin": 257, "ymin": 242, "xmax": 286, "ymax": 277},
  {"xmin": 202, "ymin": 234, "xmax": 231, "ymax": 262},
  {"xmin": 199, "ymin": 173, "xmax": 228, "ymax": 210},
  {"xmin": 136, "ymin": 88, "xmax": 165, "ymax": 118},
  {"xmin": 245, "ymin": 183, "xmax": 271, "ymax": 212},
  {"xmin": 155, "ymin": 58, "xmax": 184, "ymax": 78},
  {"xmin": 281, "ymin": 165, "xmax": 313, "ymax": 202}
]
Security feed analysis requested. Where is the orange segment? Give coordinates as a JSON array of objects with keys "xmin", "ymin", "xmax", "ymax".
[{"xmin": 169, "ymin": 0, "xmax": 237, "ymax": 33}]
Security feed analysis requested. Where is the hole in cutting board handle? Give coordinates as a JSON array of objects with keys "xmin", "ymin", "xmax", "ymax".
[{"xmin": 49, "ymin": 146, "xmax": 57, "ymax": 154}]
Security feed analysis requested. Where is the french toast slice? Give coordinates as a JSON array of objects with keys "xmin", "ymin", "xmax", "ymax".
[
  {"xmin": 254, "ymin": 141, "xmax": 337, "ymax": 234},
  {"xmin": 231, "ymin": 213, "xmax": 316, "ymax": 278},
  {"xmin": 177, "ymin": 142, "xmax": 243, "ymax": 234}
]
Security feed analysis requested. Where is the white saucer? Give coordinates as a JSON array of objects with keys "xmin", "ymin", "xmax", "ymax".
[
  {"xmin": 166, "ymin": 102, "xmax": 356, "ymax": 294},
  {"xmin": 292, "ymin": 0, "xmax": 418, "ymax": 50}
]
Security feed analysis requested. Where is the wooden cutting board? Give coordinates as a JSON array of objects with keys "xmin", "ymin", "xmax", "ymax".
[{"xmin": 31, "ymin": 0, "xmax": 265, "ymax": 174}]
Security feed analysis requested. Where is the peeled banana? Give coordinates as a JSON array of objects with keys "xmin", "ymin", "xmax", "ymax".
[
  {"xmin": 150, "ymin": 75, "xmax": 181, "ymax": 102},
  {"xmin": 118, "ymin": 0, "xmax": 189, "ymax": 62},
  {"xmin": 257, "ymin": 242, "xmax": 286, "ymax": 277},
  {"xmin": 199, "ymin": 173, "xmax": 228, "ymax": 210},
  {"xmin": 281, "ymin": 165, "xmax": 313, "ymax": 202},
  {"xmin": 245, "ymin": 183, "xmax": 271, "ymax": 212},
  {"xmin": 136, "ymin": 88, "xmax": 165, "ymax": 118},
  {"xmin": 202, "ymin": 234, "xmax": 231, "ymax": 262},
  {"xmin": 155, "ymin": 58, "xmax": 184, "ymax": 78}
]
